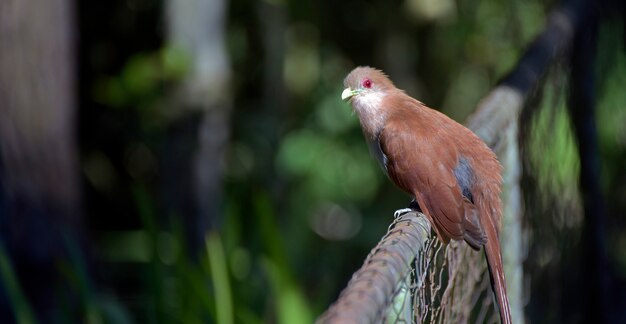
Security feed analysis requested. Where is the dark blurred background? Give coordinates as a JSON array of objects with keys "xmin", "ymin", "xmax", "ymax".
[{"xmin": 0, "ymin": 0, "xmax": 624, "ymax": 322}]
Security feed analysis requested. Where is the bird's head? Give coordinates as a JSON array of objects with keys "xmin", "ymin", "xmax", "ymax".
[
  {"xmin": 341, "ymin": 66, "xmax": 395, "ymax": 103},
  {"xmin": 341, "ymin": 66, "xmax": 396, "ymax": 136}
]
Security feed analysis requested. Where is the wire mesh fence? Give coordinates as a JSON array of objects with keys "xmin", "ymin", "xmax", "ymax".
[
  {"xmin": 317, "ymin": 211, "xmax": 499, "ymax": 324},
  {"xmin": 409, "ymin": 234, "xmax": 497, "ymax": 324}
]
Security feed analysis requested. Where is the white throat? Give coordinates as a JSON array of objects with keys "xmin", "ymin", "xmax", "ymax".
[{"xmin": 353, "ymin": 91, "xmax": 386, "ymax": 138}]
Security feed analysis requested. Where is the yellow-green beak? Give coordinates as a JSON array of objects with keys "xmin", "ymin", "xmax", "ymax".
[{"xmin": 341, "ymin": 88, "xmax": 356, "ymax": 101}]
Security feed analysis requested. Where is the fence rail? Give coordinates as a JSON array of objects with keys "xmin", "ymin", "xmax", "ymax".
[{"xmin": 317, "ymin": 212, "xmax": 431, "ymax": 323}]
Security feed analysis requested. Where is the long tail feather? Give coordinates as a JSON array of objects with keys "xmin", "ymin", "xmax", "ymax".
[{"xmin": 483, "ymin": 224, "xmax": 512, "ymax": 324}]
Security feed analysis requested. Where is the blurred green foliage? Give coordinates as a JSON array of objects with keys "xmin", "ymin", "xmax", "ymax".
[
  {"xmin": 0, "ymin": 246, "xmax": 36, "ymax": 324},
  {"xmin": 596, "ymin": 20, "xmax": 626, "ymax": 278},
  {"xmin": 3, "ymin": 0, "xmax": 624, "ymax": 323}
]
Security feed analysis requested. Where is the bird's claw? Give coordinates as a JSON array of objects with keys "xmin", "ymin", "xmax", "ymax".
[{"xmin": 394, "ymin": 208, "xmax": 414, "ymax": 218}]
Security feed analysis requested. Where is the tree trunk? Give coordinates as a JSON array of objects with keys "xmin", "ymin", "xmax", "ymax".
[
  {"xmin": 163, "ymin": 0, "xmax": 232, "ymax": 255},
  {"xmin": 0, "ymin": 0, "xmax": 81, "ymax": 321}
]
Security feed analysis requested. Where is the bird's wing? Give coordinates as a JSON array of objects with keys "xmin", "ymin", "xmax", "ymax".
[
  {"xmin": 379, "ymin": 115, "xmax": 467, "ymax": 243},
  {"xmin": 379, "ymin": 101, "xmax": 487, "ymax": 249}
]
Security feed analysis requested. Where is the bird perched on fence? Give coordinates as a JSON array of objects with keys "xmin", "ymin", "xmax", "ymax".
[{"xmin": 341, "ymin": 66, "xmax": 512, "ymax": 324}]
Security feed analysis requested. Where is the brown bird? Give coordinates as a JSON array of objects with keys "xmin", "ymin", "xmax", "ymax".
[{"xmin": 342, "ymin": 66, "xmax": 511, "ymax": 324}]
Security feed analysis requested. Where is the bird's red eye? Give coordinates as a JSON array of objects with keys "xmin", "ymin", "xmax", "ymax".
[{"xmin": 362, "ymin": 78, "xmax": 372, "ymax": 88}]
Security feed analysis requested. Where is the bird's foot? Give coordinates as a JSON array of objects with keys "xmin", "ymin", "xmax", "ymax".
[
  {"xmin": 409, "ymin": 199, "xmax": 421, "ymax": 211},
  {"xmin": 394, "ymin": 208, "xmax": 414, "ymax": 218}
]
